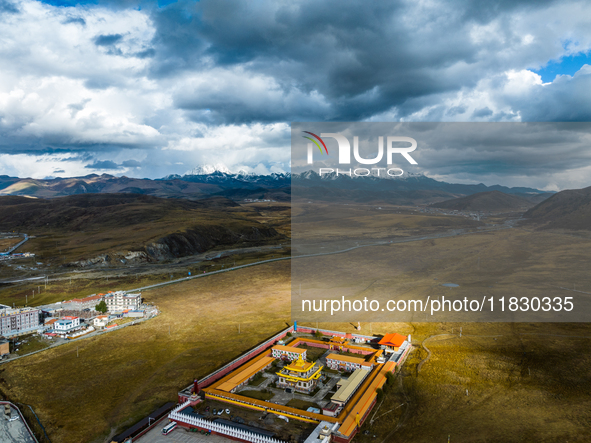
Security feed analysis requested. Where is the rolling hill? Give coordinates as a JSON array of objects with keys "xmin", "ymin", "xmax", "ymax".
[
  {"xmin": 429, "ymin": 190, "xmax": 536, "ymax": 212},
  {"xmin": 0, "ymin": 194, "xmax": 284, "ymax": 266},
  {"xmin": 523, "ymin": 186, "xmax": 591, "ymax": 230}
]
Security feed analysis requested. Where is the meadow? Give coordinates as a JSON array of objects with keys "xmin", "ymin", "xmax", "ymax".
[{"xmin": 1, "ymin": 205, "xmax": 591, "ymax": 443}]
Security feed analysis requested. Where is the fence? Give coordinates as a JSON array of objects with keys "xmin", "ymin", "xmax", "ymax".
[{"xmin": 170, "ymin": 402, "xmax": 285, "ymax": 443}]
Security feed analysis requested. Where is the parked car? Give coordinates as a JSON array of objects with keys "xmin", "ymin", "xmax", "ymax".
[
  {"xmin": 285, "ymin": 388, "xmax": 292, "ymax": 393},
  {"xmin": 225, "ymin": 409, "xmax": 230, "ymax": 415},
  {"xmin": 217, "ymin": 409, "xmax": 223, "ymax": 416},
  {"xmin": 212, "ymin": 408, "xmax": 217, "ymax": 415},
  {"xmin": 205, "ymin": 406, "xmax": 210, "ymax": 412}
]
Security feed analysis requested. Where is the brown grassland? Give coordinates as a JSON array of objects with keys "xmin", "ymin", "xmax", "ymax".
[
  {"xmin": 1, "ymin": 205, "xmax": 591, "ymax": 442},
  {"xmin": 0, "ymin": 236, "xmax": 21, "ymax": 252}
]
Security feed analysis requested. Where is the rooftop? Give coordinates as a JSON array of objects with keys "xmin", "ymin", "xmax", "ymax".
[
  {"xmin": 284, "ymin": 355, "xmax": 315, "ymax": 373},
  {"xmin": 377, "ymin": 333, "xmax": 407, "ymax": 348},
  {"xmin": 326, "ymin": 353, "xmax": 372, "ymax": 366},
  {"xmin": 217, "ymin": 356, "xmax": 275, "ymax": 393},
  {"xmin": 272, "ymin": 345, "xmax": 306, "ymax": 354},
  {"xmin": 331, "ymin": 369, "xmax": 368, "ymax": 404}
]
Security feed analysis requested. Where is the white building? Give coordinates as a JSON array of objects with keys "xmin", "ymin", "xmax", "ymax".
[
  {"xmin": 53, "ymin": 316, "xmax": 81, "ymax": 335},
  {"xmin": 104, "ymin": 291, "xmax": 141, "ymax": 312},
  {"xmin": 271, "ymin": 345, "xmax": 307, "ymax": 361},
  {"xmin": 62, "ymin": 294, "xmax": 103, "ymax": 311},
  {"xmin": 0, "ymin": 306, "xmax": 42, "ymax": 338},
  {"xmin": 93, "ymin": 315, "xmax": 110, "ymax": 328}
]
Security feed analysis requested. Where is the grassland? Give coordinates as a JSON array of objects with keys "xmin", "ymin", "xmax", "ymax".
[
  {"xmin": 0, "ymin": 261, "xmax": 292, "ymax": 443},
  {"xmin": 0, "ymin": 236, "xmax": 21, "ymax": 252},
  {"xmin": 355, "ymin": 321, "xmax": 591, "ymax": 443},
  {"xmin": 0, "ymin": 246, "xmax": 291, "ymax": 308},
  {"xmin": 0, "ymin": 195, "xmax": 286, "ymax": 273},
  {"xmin": 293, "ymin": 225, "xmax": 591, "ymax": 322},
  {"xmin": 2, "ymin": 204, "xmax": 591, "ymax": 443}
]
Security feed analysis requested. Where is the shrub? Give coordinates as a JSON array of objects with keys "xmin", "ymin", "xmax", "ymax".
[{"xmin": 376, "ymin": 388, "xmax": 384, "ymax": 402}]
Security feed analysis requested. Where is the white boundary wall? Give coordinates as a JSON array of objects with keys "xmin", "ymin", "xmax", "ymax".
[{"xmin": 169, "ymin": 401, "xmax": 285, "ymax": 443}]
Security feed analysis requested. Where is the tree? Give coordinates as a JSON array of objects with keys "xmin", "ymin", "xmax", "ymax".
[
  {"xmin": 314, "ymin": 330, "xmax": 323, "ymax": 339},
  {"xmin": 385, "ymin": 371, "xmax": 395, "ymax": 385},
  {"xmin": 95, "ymin": 300, "xmax": 108, "ymax": 313},
  {"xmin": 376, "ymin": 388, "xmax": 384, "ymax": 402}
]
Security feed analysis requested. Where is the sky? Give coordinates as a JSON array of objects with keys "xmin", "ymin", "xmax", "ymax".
[{"xmin": 1, "ymin": 0, "xmax": 591, "ymax": 190}]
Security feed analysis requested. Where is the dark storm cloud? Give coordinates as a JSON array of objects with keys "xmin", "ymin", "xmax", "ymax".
[
  {"xmin": 2, "ymin": 0, "xmax": 591, "ymax": 186},
  {"xmin": 0, "ymin": 0, "xmax": 19, "ymax": 13},
  {"xmin": 63, "ymin": 17, "xmax": 86, "ymax": 26},
  {"xmin": 121, "ymin": 159, "xmax": 141, "ymax": 167},
  {"xmin": 148, "ymin": 0, "xmax": 568, "ymax": 123},
  {"xmin": 85, "ymin": 160, "xmax": 121, "ymax": 169},
  {"xmin": 94, "ymin": 33, "xmax": 123, "ymax": 46},
  {"xmin": 472, "ymin": 107, "xmax": 494, "ymax": 118}
]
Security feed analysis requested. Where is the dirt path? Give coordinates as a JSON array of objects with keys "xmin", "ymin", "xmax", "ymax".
[{"xmin": 416, "ymin": 333, "xmax": 456, "ymax": 374}]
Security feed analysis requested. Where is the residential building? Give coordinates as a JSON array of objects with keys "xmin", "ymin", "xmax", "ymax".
[
  {"xmin": 105, "ymin": 291, "xmax": 141, "ymax": 312},
  {"xmin": 44, "ymin": 318, "xmax": 57, "ymax": 328},
  {"xmin": 62, "ymin": 294, "xmax": 103, "ymax": 311},
  {"xmin": 53, "ymin": 316, "xmax": 81, "ymax": 335},
  {"xmin": 272, "ymin": 345, "xmax": 307, "ymax": 361},
  {"xmin": 0, "ymin": 307, "xmax": 42, "ymax": 338},
  {"xmin": 276, "ymin": 354, "xmax": 323, "ymax": 394},
  {"xmin": 325, "ymin": 353, "xmax": 373, "ymax": 372},
  {"xmin": 93, "ymin": 315, "xmax": 109, "ymax": 328}
]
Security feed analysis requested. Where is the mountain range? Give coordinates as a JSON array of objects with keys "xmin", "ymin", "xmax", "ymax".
[{"xmin": 0, "ymin": 164, "xmax": 552, "ymax": 205}]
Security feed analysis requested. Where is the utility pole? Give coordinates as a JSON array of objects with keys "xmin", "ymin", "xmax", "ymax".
[
  {"xmin": 460, "ymin": 327, "xmax": 462, "ymax": 338},
  {"xmin": 77, "ymin": 347, "xmax": 79, "ymax": 358}
]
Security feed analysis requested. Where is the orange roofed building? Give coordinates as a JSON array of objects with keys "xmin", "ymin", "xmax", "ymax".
[{"xmin": 377, "ymin": 333, "xmax": 408, "ymax": 353}]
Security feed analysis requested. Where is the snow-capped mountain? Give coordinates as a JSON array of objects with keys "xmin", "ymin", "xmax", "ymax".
[{"xmin": 185, "ymin": 163, "xmax": 233, "ymax": 176}]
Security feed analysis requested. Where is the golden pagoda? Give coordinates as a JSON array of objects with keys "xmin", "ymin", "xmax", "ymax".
[{"xmin": 276, "ymin": 354, "xmax": 323, "ymax": 393}]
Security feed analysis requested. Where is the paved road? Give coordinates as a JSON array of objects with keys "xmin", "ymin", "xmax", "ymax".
[
  {"xmin": 0, "ymin": 315, "xmax": 155, "ymax": 366},
  {"xmin": 136, "ymin": 419, "xmax": 228, "ymax": 443},
  {"xmin": 126, "ymin": 225, "xmax": 512, "ymax": 294}
]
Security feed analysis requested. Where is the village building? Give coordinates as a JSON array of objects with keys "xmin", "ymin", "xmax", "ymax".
[
  {"xmin": 105, "ymin": 291, "xmax": 142, "ymax": 312},
  {"xmin": 93, "ymin": 315, "xmax": 110, "ymax": 328},
  {"xmin": 62, "ymin": 294, "xmax": 103, "ymax": 311},
  {"xmin": 53, "ymin": 316, "xmax": 81, "ymax": 335},
  {"xmin": 0, "ymin": 306, "xmax": 42, "ymax": 338}
]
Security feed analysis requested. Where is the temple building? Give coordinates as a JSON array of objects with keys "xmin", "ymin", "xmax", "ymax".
[
  {"xmin": 276, "ymin": 355, "xmax": 323, "ymax": 393},
  {"xmin": 377, "ymin": 333, "xmax": 408, "ymax": 354}
]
